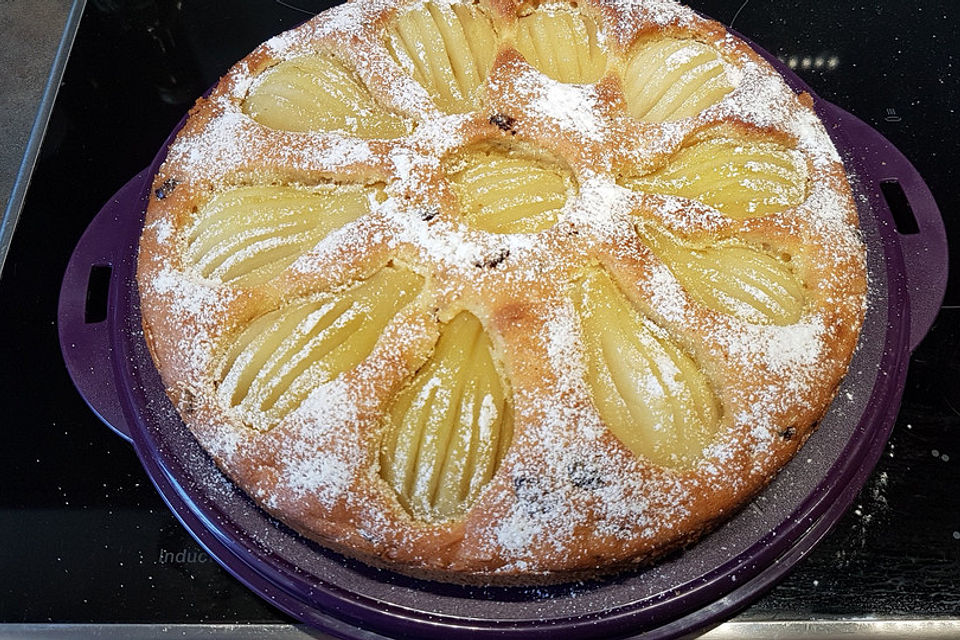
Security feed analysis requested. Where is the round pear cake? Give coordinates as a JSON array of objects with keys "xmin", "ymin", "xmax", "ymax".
[{"xmin": 137, "ymin": 0, "xmax": 867, "ymax": 584}]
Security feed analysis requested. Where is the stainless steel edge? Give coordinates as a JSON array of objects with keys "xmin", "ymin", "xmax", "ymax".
[
  {"xmin": 0, "ymin": 0, "xmax": 86, "ymax": 277},
  {"xmin": 1, "ymin": 620, "xmax": 960, "ymax": 639},
  {"xmin": 699, "ymin": 619, "xmax": 960, "ymax": 639}
]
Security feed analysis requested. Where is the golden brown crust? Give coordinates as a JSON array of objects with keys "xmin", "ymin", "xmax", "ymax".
[{"xmin": 136, "ymin": 0, "xmax": 867, "ymax": 584}]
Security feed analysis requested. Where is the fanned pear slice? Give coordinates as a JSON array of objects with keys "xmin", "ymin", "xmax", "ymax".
[
  {"xmin": 242, "ymin": 55, "xmax": 411, "ymax": 138},
  {"xmin": 513, "ymin": 4, "xmax": 607, "ymax": 84},
  {"xmin": 381, "ymin": 312, "xmax": 512, "ymax": 522},
  {"xmin": 573, "ymin": 268, "xmax": 721, "ymax": 468},
  {"xmin": 623, "ymin": 134, "xmax": 807, "ymax": 218},
  {"xmin": 637, "ymin": 225, "xmax": 804, "ymax": 324},
  {"xmin": 446, "ymin": 142, "xmax": 574, "ymax": 233},
  {"xmin": 183, "ymin": 185, "xmax": 380, "ymax": 287},
  {"xmin": 384, "ymin": 1, "xmax": 498, "ymax": 113},
  {"xmin": 623, "ymin": 38, "xmax": 734, "ymax": 122},
  {"xmin": 217, "ymin": 266, "xmax": 423, "ymax": 432}
]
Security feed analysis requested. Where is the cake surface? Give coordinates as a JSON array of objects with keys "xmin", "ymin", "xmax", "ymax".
[{"xmin": 137, "ymin": 0, "xmax": 867, "ymax": 584}]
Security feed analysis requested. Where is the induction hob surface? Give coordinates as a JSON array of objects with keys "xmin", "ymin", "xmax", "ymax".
[{"xmin": 1, "ymin": 0, "xmax": 958, "ymax": 632}]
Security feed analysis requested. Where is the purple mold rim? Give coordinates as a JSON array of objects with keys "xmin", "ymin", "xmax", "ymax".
[
  {"xmin": 67, "ymin": 29, "xmax": 939, "ymax": 640},
  {"xmin": 104, "ymin": 123, "xmax": 912, "ymax": 640},
  {"xmin": 105, "ymin": 121, "xmax": 908, "ymax": 640}
]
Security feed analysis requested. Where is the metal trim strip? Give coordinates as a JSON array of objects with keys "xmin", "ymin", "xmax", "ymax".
[
  {"xmin": 0, "ymin": 0, "xmax": 87, "ymax": 276},
  {"xmin": 2, "ymin": 620, "xmax": 960, "ymax": 639}
]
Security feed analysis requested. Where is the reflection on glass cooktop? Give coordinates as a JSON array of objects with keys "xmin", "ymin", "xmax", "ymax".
[{"xmin": 0, "ymin": 0, "xmax": 957, "ymax": 626}]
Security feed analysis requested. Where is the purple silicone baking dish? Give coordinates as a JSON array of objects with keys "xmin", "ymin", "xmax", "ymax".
[{"xmin": 57, "ymin": 30, "xmax": 947, "ymax": 640}]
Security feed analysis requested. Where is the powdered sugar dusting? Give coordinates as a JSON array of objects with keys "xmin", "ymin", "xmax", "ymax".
[
  {"xmin": 145, "ymin": 266, "xmax": 243, "ymax": 400},
  {"xmin": 664, "ymin": 43, "xmax": 704, "ymax": 71},
  {"xmin": 724, "ymin": 316, "xmax": 826, "ymax": 376},
  {"xmin": 477, "ymin": 393, "xmax": 499, "ymax": 440},
  {"xmin": 204, "ymin": 423, "xmax": 246, "ymax": 465},
  {"xmin": 646, "ymin": 194, "xmax": 728, "ymax": 233},
  {"xmin": 611, "ymin": 0, "xmax": 693, "ymax": 29},
  {"xmin": 268, "ymin": 378, "xmax": 362, "ymax": 509},
  {"xmin": 801, "ymin": 181, "xmax": 862, "ymax": 254},
  {"xmin": 711, "ymin": 60, "xmax": 842, "ymax": 171},
  {"xmin": 150, "ymin": 268, "xmax": 223, "ymax": 319},
  {"xmin": 165, "ymin": 110, "xmax": 254, "ymax": 181},
  {"xmin": 646, "ymin": 262, "xmax": 690, "ymax": 324},
  {"xmin": 139, "ymin": 0, "xmax": 866, "ymax": 578},
  {"xmin": 543, "ymin": 302, "xmax": 589, "ymax": 394},
  {"xmin": 566, "ymin": 176, "xmax": 636, "ymax": 234},
  {"xmin": 147, "ymin": 218, "xmax": 175, "ymax": 244},
  {"xmin": 530, "ymin": 81, "xmax": 605, "ymax": 141},
  {"xmin": 490, "ymin": 302, "xmax": 695, "ymax": 562}
]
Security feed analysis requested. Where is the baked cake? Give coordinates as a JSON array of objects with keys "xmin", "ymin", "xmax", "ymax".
[{"xmin": 137, "ymin": 0, "xmax": 867, "ymax": 584}]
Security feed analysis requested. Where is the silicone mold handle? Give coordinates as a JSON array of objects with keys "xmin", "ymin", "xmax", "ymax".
[
  {"xmin": 58, "ymin": 170, "xmax": 151, "ymax": 443},
  {"xmin": 821, "ymin": 103, "xmax": 949, "ymax": 352}
]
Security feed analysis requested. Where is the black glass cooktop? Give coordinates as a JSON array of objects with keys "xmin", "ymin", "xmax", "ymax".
[{"xmin": 1, "ymin": 0, "xmax": 958, "ymax": 629}]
